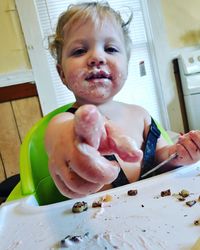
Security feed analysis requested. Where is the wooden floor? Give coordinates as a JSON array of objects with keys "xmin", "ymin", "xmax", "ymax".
[{"xmin": 0, "ymin": 96, "xmax": 42, "ymax": 182}]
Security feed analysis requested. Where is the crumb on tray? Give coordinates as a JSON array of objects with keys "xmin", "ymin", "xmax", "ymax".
[
  {"xmin": 194, "ymin": 219, "xmax": 200, "ymax": 226},
  {"xmin": 60, "ymin": 233, "xmax": 89, "ymax": 247},
  {"xmin": 92, "ymin": 201, "xmax": 102, "ymax": 208},
  {"xmin": 179, "ymin": 189, "xmax": 190, "ymax": 198},
  {"xmin": 186, "ymin": 200, "xmax": 196, "ymax": 207},
  {"xmin": 72, "ymin": 201, "xmax": 88, "ymax": 213},
  {"xmin": 101, "ymin": 194, "xmax": 112, "ymax": 202},
  {"xmin": 161, "ymin": 189, "xmax": 171, "ymax": 197},
  {"xmin": 127, "ymin": 189, "xmax": 138, "ymax": 196}
]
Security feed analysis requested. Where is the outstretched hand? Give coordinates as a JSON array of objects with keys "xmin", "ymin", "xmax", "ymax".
[{"xmin": 47, "ymin": 105, "xmax": 143, "ymax": 198}]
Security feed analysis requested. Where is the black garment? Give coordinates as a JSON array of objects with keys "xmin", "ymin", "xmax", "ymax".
[
  {"xmin": 111, "ymin": 118, "xmax": 161, "ymax": 187},
  {"xmin": 66, "ymin": 107, "xmax": 160, "ymax": 187},
  {"xmin": 0, "ymin": 174, "xmax": 20, "ymax": 202},
  {"xmin": 140, "ymin": 118, "xmax": 161, "ymax": 179}
]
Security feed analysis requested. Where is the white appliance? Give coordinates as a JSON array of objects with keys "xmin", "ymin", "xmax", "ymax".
[{"xmin": 178, "ymin": 50, "xmax": 200, "ymax": 130}]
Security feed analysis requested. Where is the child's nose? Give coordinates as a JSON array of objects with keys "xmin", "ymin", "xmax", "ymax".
[{"xmin": 87, "ymin": 51, "xmax": 106, "ymax": 67}]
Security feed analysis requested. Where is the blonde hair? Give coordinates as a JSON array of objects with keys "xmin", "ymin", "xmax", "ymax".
[{"xmin": 49, "ymin": 1, "xmax": 133, "ymax": 64}]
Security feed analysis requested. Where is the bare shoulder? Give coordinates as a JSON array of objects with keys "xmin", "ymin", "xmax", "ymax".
[
  {"xmin": 104, "ymin": 101, "xmax": 151, "ymax": 139},
  {"xmin": 125, "ymin": 103, "xmax": 150, "ymax": 116},
  {"xmin": 118, "ymin": 102, "xmax": 151, "ymax": 124},
  {"xmin": 49, "ymin": 111, "xmax": 74, "ymax": 124}
]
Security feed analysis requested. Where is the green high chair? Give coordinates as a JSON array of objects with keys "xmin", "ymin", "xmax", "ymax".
[
  {"xmin": 7, "ymin": 103, "xmax": 172, "ymax": 206},
  {"xmin": 7, "ymin": 103, "xmax": 73, "ymax": 206}
]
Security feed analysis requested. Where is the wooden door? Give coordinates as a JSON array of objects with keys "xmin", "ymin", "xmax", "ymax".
[{"xmin": 0, "ymin": 83, "xmax": 42, "ymax": 182}]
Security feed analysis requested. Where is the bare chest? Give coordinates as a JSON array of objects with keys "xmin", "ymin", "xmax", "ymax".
[{"xmin": 109, "ymin": 114, "xmax": 145, "ymax": 149}]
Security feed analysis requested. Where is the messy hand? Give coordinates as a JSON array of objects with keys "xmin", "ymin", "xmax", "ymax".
[
  {"xmin": 169, "ymin": 131, "xmax": 200, "ymax": 166},
  {"xmin": 47, "ymin": 105, "xmax": 143, "ymax": 198}
]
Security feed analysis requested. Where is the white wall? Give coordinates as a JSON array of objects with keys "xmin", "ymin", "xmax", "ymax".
[{"xmin": 147, "ymin": 0, "xmax": 200, "ymax": 133}]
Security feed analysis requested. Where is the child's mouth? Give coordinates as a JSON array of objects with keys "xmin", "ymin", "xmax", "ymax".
[{"xmin": 85, "ymin": 70, "xmax": 112, "ymax": 81}]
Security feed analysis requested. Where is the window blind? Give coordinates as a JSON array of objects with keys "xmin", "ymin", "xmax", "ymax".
[{"xmin": 35, "ymin": 0, "xmax": 163, "ymax": 122}]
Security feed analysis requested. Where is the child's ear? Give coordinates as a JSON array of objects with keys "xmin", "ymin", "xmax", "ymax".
[{"xmin": 56, "ymin": 64, "xmax": 66, "ymax": 83}]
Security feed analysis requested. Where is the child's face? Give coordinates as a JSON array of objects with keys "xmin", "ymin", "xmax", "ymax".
[{"xmin": 58, "ymin": 17, "xmax": 128, "ymax": 105}]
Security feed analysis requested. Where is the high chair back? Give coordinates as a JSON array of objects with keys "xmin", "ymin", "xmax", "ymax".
[{"xmin": 8, "ymin": 103, "xmax": 73, "ymax": 205}]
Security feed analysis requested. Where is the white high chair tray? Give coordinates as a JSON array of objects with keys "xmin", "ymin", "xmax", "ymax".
[{"xmin": 0, "ymin": 164, "xmax": 200, "ymax": 250}]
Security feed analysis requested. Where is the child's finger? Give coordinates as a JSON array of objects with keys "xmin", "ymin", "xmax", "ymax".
[
  {"xmin": 72, "ymin": 141, "xmax": 120, "ymax": 185},
  {"xmin": 168, "ymin": 144, "xmax": 189, "ymax": 166},
  {"xmin": 104, "ymin": 121, "xmax": 143, "ymax": 162},
  {"xmin": 178, "ymin": 136, "xmax": 200, "ymax": 161},
  {"xmin": 74, "ymin": 104, "xmax": 105, "ymax": 149},
  {"xmin": 49, "ymin": 165, "xmax": 86, "ymax": 198},
  {"xmin": 49, "ymin": 161, "xmax": 102, "ymax": 197},
  {"xmin": 189, "ymin": 130, "xmax": 200, "ymax": 150}
]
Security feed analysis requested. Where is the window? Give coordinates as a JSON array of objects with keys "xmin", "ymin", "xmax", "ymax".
[{"xmin": 16, "ymin": 0, "xmax": 168, "ymax": 127}]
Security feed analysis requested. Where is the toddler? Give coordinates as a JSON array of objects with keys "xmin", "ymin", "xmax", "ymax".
[{"xmin": 45, "ymin": 1, "xmax": 200, "ymax": 198}]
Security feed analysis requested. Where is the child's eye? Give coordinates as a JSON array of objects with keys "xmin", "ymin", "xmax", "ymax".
[
  {"xmin": 105, "ymin": 47, "xmax": 119, "ymax": 54},
  {"xmin": 71, "ymin": 48, "xmax": 87, "ymax": 56}
]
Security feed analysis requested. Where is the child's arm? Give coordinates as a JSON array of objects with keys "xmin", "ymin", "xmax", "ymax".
[
  {"xmin": 45, "ymin": 105, "xmax": 143, "ymax": 198},
  {"xmin": 155, "ymin": 131, "xmax": 200, "ymax": 172}
]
